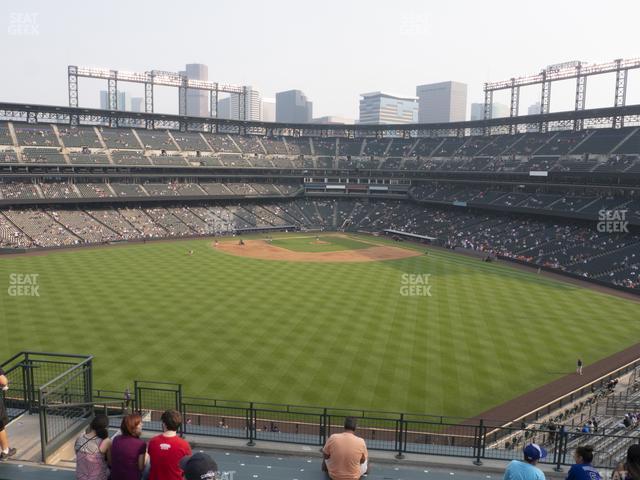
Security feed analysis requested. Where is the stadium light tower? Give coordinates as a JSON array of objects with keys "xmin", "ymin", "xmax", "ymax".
[
  {"xmin": 68, "ymin": 65, "xmax": 247, "ymax": 128},
  {"xmin": 483, "ymin": 57, "xmax": 640, "ymax": 132}
]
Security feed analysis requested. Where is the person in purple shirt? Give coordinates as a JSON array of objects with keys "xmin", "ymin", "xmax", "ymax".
[
  {"xmin": 566, "ymin": 446, "xmax": 602, "ymax": 480},
  {"xmin": 110, "ymin": 413, "xmax": 147, "ymax": 480}
]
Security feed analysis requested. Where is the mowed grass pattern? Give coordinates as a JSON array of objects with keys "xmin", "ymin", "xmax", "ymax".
[
  {"xmin": 1, "ymin": 234, "xmax": 638, "ymax": 418},
  {"xmin": 270, "ymin": 235, "xmax": 371, "ymax": 252}
]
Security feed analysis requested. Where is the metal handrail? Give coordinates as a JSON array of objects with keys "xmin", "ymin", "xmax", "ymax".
[{"xmin": 39, "ymin": 356, "xmax": 93, "ymax": 391}]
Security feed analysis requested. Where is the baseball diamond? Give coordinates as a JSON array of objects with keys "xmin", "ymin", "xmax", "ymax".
[
  {"xmin": 1, "ymin": 233, "xmax": 638, "ymax": 419},
  {"xmin": 6, "ymin": 4, "xmax": 640, "ymax": 478}
]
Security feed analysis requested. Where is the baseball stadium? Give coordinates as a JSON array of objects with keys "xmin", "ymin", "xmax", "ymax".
[{"xmin": 1, "ymin": 6, "xmax": 640, "ymax": 480}]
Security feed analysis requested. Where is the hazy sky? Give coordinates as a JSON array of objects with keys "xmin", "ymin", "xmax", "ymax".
[{"xmin": 1, "ymin": 0, "xmax": 639, "ymax": 120}]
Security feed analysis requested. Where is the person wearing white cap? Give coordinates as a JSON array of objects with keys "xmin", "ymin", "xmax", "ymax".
[{"xmin": 503, "ymin": 443, "xmax": 547, "ymax": 480}]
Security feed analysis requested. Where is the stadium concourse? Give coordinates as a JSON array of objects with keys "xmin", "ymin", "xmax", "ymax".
[
  {"xmin": 2, "ymin": 365, "xmax": 640, "ymax": 479},
  {"xmin": 0, "ymin": 447, "xmax": 569, "ymax": 480}
]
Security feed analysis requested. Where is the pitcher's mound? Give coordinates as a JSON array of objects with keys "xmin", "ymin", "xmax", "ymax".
[{"xmin": 214, "ymin": 239, "xmax": 421, "ymax": 263}]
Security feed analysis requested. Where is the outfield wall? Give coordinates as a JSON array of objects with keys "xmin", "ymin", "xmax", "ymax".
[
  {"xmin": 0, "ymin": 226, "xmax": 296, "ymax": 256},
  {"xmin": 379, "ymin": 229, "xmax": 640, "ymax": 297},
  {"xmin": 88, "ymin": 361, "xmax": 640, "ymax": 471},
  {"xmin": 498, "ymin": 255, "xmax": 640, "ymax": 297}
]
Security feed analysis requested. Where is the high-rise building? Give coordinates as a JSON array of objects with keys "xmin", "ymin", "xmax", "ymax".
[
  {"xmin": 183, "ymin": 63, "xmax": 209, "ymax": 117},
  {"xmin": 416, "ymin": 81, "xmax": 467, "ymax": 123},
  {"xmin": 216, "ymin": 88, "xmax": 262, "ymax": 121},
  {"xmin": 217, "ymin": 96, "xmax": 232, "ymax": 120},
  {"xmin": 100, "ymin": 90, "xmax": 129, "ymax": 111},
  {"xmin": 525, "ymin": 102, "xmax": 543, "ymax": 132},
  {"xmin": 470, "ymin": 103, "xmax": 484, "ymax": 121},
  {"xmin": 470, "ymin": 102, "xmax": 509, "ymax": 120},
  {"xmin": 262, "ymin": 98, "xmax": 276, "ymax": 122},
  {"xmin": 99, "ymin": 91, "xmax": 107, "ymax": 109},
  {"xmin": 237, "ymin": 87, "xmax": 261, "ymax": 121},
  {"xmin": 528, "ymin": 102, "xmax": 541, "ymax": 115},
  {"xmin": 358, "ymin": 92, "xmax": 417, "ymax": 124},
  {"xmin": 276, "ymin": 90, "xmax": 312, "ymax": 123},
  {"xmin": 491, "ymin": 103, "xmax": 510, "ymax": 119},
  {"xmin": 313, "ymin": 116, "xmax": 355, "ymax": 125},
  {"xmin": 130, "ymin": 97, "xmax": 144, "ymax": 113}
]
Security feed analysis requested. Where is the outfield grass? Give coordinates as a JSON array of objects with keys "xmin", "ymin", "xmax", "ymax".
[
  {"xmin": 1, "ymin": 234, "xmax": 638, "ymax": 418},
  {"xmin": 269, "ymin": 235, "xmax": 371, "ymax": 252}
]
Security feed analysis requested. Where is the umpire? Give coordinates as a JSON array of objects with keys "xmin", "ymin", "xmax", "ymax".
[{"xmin": 0, "ymin": 367, "xmax": 17, "ymax": 461}]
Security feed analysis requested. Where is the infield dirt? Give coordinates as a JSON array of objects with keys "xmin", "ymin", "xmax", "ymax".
[{"xmin": 214, "ymin": 237, "xmax": 422, "ymax": 262}]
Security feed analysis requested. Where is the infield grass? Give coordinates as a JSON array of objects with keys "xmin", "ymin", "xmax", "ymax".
[
  {"xmin": 1, "ymin": 233, "xmax": 638, "ymax": 418},
  {"xmin": 269, "ymin": 234, "xmax": 371, "ymax": 252}
]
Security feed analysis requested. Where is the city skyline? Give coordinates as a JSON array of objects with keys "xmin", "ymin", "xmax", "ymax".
[
  {"xmin": 416, "ymin": 82, "xmax": 467, "ymax": 123},
  {"xmin": 77, "ymin": 61, "xmax": 640, "ymax": 125},
  {"xmin": 2, "ymin": 0, "xmax": 639, "ymax": 121},
  {"xmin": 359, "ymin": 92, "xmax": 418, "ymax": 124}
]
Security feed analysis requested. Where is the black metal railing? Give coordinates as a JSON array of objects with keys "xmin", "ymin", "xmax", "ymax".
[
  {"xmin": 109, "ymin": 380, "xmax": 640, "ymax": 470},
  {"xmin": 0, "ymin": 352, "xmax": 94, "ymax": 463},
  {"xmin": 35, "ymin": 353, "xmax": 93, "ymax": 462},
  {"xmin": 4, "ymin": 352, "xmax": 640, "ymax": 469},
  {"xmin": 489, "ymin": 356, "xmax": 640, "ymax": 429},
  {"xmin": 0, "ymin": 353, "xmax": 29, "ymax": 422},
  {"xmin": 1, "ymin": 352, "xmax": 93, "ymax": 419}
]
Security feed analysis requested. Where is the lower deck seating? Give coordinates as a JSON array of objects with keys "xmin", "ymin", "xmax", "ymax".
[
  {"xmin": 3, "ymin": 209, "xmax": 79, "ymax": 247},
  {"xmin": 51, "ymin": 209, "xmax": 120, "ymax": 243},
  {"xmin": 84, "ymin": 209, "xmax": 141, "ymax": 238},
  {"xmin": 144, "ymin": 207, "xmax": 194, "ymax": 236},
  {"xmin": 1, "ymin": 199, "xmax": 639, "ymax": 290},
  {"xmin": 0, "ymin": 212, "xmax": 33, "ymax": 247}
]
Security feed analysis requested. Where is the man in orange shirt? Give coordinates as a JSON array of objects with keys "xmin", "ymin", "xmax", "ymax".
[{"xmin": 322, "ymin": 417, "xmax": 368, "ymax": 480}]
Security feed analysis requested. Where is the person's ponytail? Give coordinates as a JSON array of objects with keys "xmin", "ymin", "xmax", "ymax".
[{"xmin": 91, "ymin": 414, "xmax": 110, "ymax": 440}]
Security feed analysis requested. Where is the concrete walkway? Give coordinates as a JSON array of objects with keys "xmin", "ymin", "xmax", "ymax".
[
  {"xmin": 0, "ymin": 417, "xmax": 573, "ymax": 480},
  {"xmin": 0, "ymin": 442, "xmax": 572, "ymax": 480}
]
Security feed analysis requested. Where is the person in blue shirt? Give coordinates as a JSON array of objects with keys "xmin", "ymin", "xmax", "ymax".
[
  {"xmin": 566, "ymin": 445, "xmax": 602, "ymax": 480},
  {"xmin": 504, "ymin": 443, "xmax": 547, "ymax": 480}
]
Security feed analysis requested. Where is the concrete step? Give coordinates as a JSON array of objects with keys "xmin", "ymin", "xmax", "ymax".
[{"xmin": 4, "ymin": 413, "xmax": 43, "ymax": 463}]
